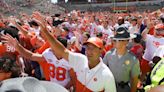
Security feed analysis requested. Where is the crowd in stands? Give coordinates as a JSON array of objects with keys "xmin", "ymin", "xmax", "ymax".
[{"xmin": 0, "ymin": 7, "xmax": 164, "ymax": 92}]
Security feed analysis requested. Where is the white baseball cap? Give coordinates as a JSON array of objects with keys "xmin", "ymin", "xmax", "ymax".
[{"xmin": 0, "ymin": 77, "xmax": 68, "ymax": 92}]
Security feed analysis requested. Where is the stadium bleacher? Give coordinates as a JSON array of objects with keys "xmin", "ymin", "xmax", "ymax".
[{"xmin": 0, "ymin": 0, "xmax": 163, "ymax": 16}]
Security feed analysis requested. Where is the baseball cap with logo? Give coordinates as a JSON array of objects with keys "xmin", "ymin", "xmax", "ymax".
[
  {"xmin": 84, "ymin": 37, "xmax": 103, "ymax": 48},
  {"xmin": 155, "ymin": 24, "xmax": 164, "ymax": 30},
  {"xmin": 0, "ymin": 77, "xmax": 68, "ymax": 92},
  {"xmin": 112, "ymin": 27, "xmax": 136, "ymax": 40},
  {"xmin": 155, "ymin": 24, "xmax": 164, "ymax": 37}
]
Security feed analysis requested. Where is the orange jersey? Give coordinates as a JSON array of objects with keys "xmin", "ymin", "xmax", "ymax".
[
  {"xmin": 0, "ymin": 43, "xmax": 18, "ymax": 57},
  {"xmin": 33, "ymin": 41, "xmax": 50, "ymax": 81}
]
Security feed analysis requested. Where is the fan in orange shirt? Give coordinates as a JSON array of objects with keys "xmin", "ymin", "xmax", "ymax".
[
  {"xmin": 0, "ymin": 42, "xmax": 18, "ymax": 58},
  {"xmin": 0, "ymin": 28, "xmax": 19, "ymax": 57}
]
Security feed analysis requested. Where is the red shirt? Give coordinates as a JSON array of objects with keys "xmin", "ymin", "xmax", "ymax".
[
  {"xmin": 148, "ymin": 27, "xmax": 154, "ymax": 35},
  {"xmin": 130, "ymin": 44, "xmax": 144, "ymax": 61}
]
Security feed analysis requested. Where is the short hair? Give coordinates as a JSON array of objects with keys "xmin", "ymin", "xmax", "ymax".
[
  {"xmin": 57, "ymin": 37, "xmax": 67, "ymax": 47},
  {"xmin": 96, "ymin": 32, "xmax": 103, "ymax": 38},
  {"xmin": 0, "ymin": 56, "xmax": 21, "ymax": 78},
  {"xmin": 28, "ymin": 20, "xmax": 39, "ymax": 27},
  {"xmin": 83, "ymin": 32, "xmax": 90, "ymax": 38},
  {"xmin": 160, "ymin": 14, "xmax": 164, "ymax": 23},
  {"xmin": 133, "ymin": 33, "xmax": 142, "ymax": 43},
  {"xmin": 0, "ymin": 27, "xmax": 19, "ymax": 40},
  {"xmin": 63, "ymin": 27, "xmax": 70, "ymax": 32}
]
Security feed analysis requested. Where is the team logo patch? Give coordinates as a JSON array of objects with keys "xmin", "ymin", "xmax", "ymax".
[
  {"xmin": 125, "ymin": 60, "xmax": 130, "ymax": 65},
  {"xmin": 93, "ymin": 77, "xmax": 97, "ymax": 82}
]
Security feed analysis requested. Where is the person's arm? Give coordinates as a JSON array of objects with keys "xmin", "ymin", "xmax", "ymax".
[
  {"xmin": 130, "ymin": 59, "xmax": 140, "ymax": 92},
  {"xmin": 141, "ymin": 27, "xmax": 149, "ymax": 40},
  {"xmin": 141, "ymin": 19, "xmax": 153, "ymax": 40},
  {"xmin": 130, "ymin": 76, "xmax": 139, "ymax": 92},
  {"xmin": 33, "ymin": 12, "xmax": 69, "ymax": 61},
  {"xmin": 10, "ymin": 19, "xmax": 29, "ymax": 37},
  {"xmin": 73, "ymin": 31, "xmax": 82, "ymax": 51},
  {"xmin": 2, "ymin": 34, "xmax": 44, "ymax": 62},
  {"xmin": 65, "ymin": 69, "xmax": 75, "ymax": 90}
]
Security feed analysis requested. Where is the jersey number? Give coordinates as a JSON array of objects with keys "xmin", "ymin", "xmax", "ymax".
[
  {"xmin": 48, "ymin": 64, "xmax": 66, "ymax": 81},
  {"xmin": 6, "ymin": 45, "xmax": 15, "ymax": 52}
]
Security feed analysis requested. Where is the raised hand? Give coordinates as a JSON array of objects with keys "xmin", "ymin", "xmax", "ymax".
[
  {"xmin": 33, "ymin": 18, "xmax": 47, "ymax": 34},
  {"xmin": 1, "ymin": 34, "xmax": 19, "ymax": 48},
  {"xmin": 32, "ymin": 11, "xmax": 45, "ymax": 24},
  {"xmin": 145, "ymin": 18, "xmax": 154, "ymax": 29}
]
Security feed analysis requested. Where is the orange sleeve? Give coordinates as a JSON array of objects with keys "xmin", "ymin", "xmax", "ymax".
[
  {"xmin": 37, "ymin": 41, "xmax": 50, "ymax": 54},
  {"xmin": 39, "ymin": 61, "xmax": 50, "ymax": 81},
  {"xmin": 0, "ymin": 44, "xmax": 6, "ymax": 56}
]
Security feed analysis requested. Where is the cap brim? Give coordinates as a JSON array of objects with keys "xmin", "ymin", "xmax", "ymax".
[
  {"xmin": 83, "ymin": 41, "xmax": 101, "ymax": 48},
  {"xmin": 111, "ymin": 34, "xmax": 136, "ymax": 40}
]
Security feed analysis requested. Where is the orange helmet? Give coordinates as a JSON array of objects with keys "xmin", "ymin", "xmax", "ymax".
[{"xmin": 84, "ymin": 37, "xmax": 103, "ymax": 48}]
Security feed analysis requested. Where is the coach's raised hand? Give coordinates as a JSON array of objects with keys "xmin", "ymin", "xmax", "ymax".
[{"xmin": 33, "ymin": 12, "xmax": 69, "ymax": 61}]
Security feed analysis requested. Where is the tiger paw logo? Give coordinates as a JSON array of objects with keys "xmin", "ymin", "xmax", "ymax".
[
  {"xmin": 93, "ymin": 77, "xmax": 97, "ymax": 82},
  {"xmin": 125, "ymin": 60, "xmax": 130, "ymax": 65}
]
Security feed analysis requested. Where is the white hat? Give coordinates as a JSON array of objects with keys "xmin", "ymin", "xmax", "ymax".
[
  {"xmin": 0, "ymin": 77, "xmax": 68, "ymax": 92},
  {"xmin": 68, "ymin": 36, "xmax": 76, "ymax": 44}
]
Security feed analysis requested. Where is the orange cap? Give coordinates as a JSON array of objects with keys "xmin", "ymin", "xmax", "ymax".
[
  {"xmin": 84, "ymin": 37, "xmax": 103, "ymax": 48},
  {"xmin": 155, "ymin": 24, "xmax": 164, "ymax": 30}
]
